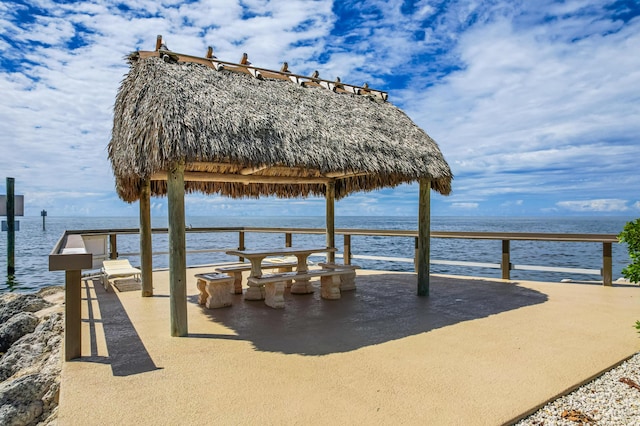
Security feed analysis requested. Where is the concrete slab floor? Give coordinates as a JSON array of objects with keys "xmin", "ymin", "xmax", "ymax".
[{"xmin": 57, "ymin": 268, "xmax": 639, "ymax": 425}]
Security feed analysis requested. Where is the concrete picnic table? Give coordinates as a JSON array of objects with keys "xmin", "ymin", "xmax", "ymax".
[{"xmin": 225, "ymin": 247, "xmax": 337, "ymax": 299}]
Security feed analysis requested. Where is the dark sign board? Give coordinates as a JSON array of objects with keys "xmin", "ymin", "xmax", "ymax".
[{"xmin": 1, "ymin": 220, "xmax": 20, "ymax": 231}]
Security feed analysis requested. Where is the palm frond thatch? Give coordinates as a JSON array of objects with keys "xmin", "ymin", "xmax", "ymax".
[{"xmin": 109, "ymin": 55, "xmax": 452, "ymax": 202}]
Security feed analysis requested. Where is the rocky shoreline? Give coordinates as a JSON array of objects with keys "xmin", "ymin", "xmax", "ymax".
[{"xmin": 0, "ymin": 287, "xmax": 64, "ymax": 426}]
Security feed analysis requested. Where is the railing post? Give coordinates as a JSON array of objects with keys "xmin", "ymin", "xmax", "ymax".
[
  {"xmin": 344, "ymin": 234, "xmax": 351, "ymax": 265},
  {"xmin": 414, "ymin": 237, "xmax": 418, "ymax": 272},
  {"xmin": 238, "ymin": 231, "xmax": 245, "ymax": 262},
  {"xmin": 109, "ymin": 234, "xmax": 118, "ymax": 259},
  {"xmin": 602, "ymin": 242, "xmax": 612, "ymax": 286},
  {"xmin": 65, "ymin": 269, "xmax": 82, "ymax": 361},
  {"xmin": 501, "ymin": 240, "xmax": 511, "ymax": 280},
  {"xmin": 285, "ymin": 232, "xmax": 292, "ymax": 248}
]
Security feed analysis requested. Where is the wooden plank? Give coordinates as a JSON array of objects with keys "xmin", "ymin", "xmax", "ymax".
[{"xmin": 168, "ymin": 161, "xmax": 188, "ymax": 337}]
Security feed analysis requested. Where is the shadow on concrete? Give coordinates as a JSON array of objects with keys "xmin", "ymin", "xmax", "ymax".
[
  {"xmin": 83, "ymin": 279, "xmax": 161, "ymax": 376},
  {"xmin": 195, "ymin": 273, "xmax": 548, "ymax": 355}
]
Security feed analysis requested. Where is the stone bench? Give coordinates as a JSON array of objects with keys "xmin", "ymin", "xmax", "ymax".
[
  {"xmin": 215, "ymin": 261, "xmax": 298, "ymax": 294},
  {"xmin": 194, "ymin": 273, "xmax": 235, "ymax": 309},
  {"xmin": 247, "ymin": 268, "xmax": 354, "ymax": 309},
  {"xmin": 317, "ymin": 263, "xmax": 360, "ymax": 291}
]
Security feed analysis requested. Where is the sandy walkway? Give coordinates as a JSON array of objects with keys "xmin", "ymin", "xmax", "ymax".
[{"xmin": 57, "ymin": 269, "xmax": 639, "ymax": 425}]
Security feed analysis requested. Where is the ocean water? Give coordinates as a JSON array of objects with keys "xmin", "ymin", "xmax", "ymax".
[{"xmin": 0, "ymin": 216, "xmax": 634, "ymax": 293}]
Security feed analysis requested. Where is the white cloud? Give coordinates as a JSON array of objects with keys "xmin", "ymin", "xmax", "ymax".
[
  {"xmin": 397, "ymin": 3, "xmax": 640, "ymax": 213},
  {"xmin": 0, "ymin": 0, "xmax": 638, "ymax": 217},
  {"xmin": 556, "ymin": 199, "xmax": 629, "ymax": 212},
  {"xmin": 451, "ymin": 202, "xmax": 479, "ymax": 210}
]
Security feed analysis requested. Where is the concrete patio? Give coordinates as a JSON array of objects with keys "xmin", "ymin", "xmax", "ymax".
[{"xmin": 57, "ymin": 268, "xmax": 639, "ymax": 425}]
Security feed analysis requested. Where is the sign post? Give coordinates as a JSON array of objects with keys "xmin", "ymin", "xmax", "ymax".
[
  {"xmin": 6, "ymin": 178, "xmax": 15, "ymax": 275},
  {"xmin": 1, "ymin": 178, "xmax": 24, "ymax": 276}
]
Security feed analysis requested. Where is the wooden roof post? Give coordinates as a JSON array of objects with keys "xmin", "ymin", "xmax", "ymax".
[
  {"xmin": 168, "ymin": 161, "xmax": 188, "ymax": 336},
  {"xmin": 326, "ymin": 181, "xmax": 336, "ymax": 263},
  {"xmin": 139, "ymin": 178, "xmax": 153, "ymax": 297},
  {"xmin": 417, "ymin": 178, "xmax": 431, "ymax": 296}
]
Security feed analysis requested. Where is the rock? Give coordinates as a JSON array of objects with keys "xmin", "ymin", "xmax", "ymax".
[
  {"xmin": 0, "ymin": 294, "xmax": 51, "ymax": 324},
  {"xmin": 0, "ymin": 312, "xmax": 39, "ymax": 353},
  {"xmin": 0, "ymin": 374, "xmax": 45, "ymax": 425},
  {"xmin": 0, "ymin": 312, "xmax": 63, "ymax": 381},
  {"xmin": 0, "ymin": 289, "xmax": 63, "ymax": 426}
]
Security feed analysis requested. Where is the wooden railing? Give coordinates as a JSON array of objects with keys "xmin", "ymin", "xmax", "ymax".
[
  {"xmin": 51, "ymin": 226, "xmax": 622, "ymax": 361},
  {"xmin": 65, "ymin": 226, "xmax": 619, "ymax": 285},
  {"xmin": 48, "ymin": 231, "xmax": 93, "ymax": 361}
]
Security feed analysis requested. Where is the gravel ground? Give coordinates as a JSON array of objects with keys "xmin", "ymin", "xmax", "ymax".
[{"xmin": 515, "ymin": 352, "xmax": 640, "ymax": 425}]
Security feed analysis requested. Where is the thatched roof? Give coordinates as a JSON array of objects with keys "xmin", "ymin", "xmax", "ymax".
[{"xmin": 109, "ymin": 51, "xmax": 452, "ymax": 202}]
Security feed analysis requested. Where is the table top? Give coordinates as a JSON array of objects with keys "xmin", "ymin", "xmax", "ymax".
[{"xmin": 226, "ymin": 247, "xmax": 337, "ymax": 258}]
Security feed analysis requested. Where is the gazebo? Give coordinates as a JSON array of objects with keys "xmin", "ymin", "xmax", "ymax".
[{"xmin": 108, "ymin": 36, "xmax": 452, "ymax": 336}]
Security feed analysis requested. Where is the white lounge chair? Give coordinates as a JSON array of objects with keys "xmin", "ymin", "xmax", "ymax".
[{"xmin": 101, "ymin": 259, "xmax": 141, "ymax": 289}]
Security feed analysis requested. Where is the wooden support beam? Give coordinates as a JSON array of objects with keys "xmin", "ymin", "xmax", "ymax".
[
  {"xmin": 239, "ymin": 165, "xmax": 269, "ymax": 175},
  {"xmin": 139, "ymin": 179, "xmax": 153, "ymax": 297},
  {"xmin": 326, "ymin": 181, "xmax": 336, "ymax": 263},
  {"xmin": 64, "ymin": 270, "xmax": 82, "ymax": 360},
  {"xmin": 323, "ymin": 170, "xmax": 368, "ymax": 179},
  {"xmin": 167, "ymin": 161, "xmax": 188, "ymax": 337},
  {"xmin": 206, "ymin": 46, "xmax": 213, "ymax": 58},
  {"xmin": 152, "ymin": 171, "xmax": 330, "ymax": 185},
  {"xmin": 155, "ymin": 35, "xmax": 162, "ymax": 51},
  {"xmin": 417, "ymin": 178, "xmax": 431, "ymax": 296}
]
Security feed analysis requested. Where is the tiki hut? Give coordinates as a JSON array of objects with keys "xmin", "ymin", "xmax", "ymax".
[{"xmin": 109, "ymin": 37, "xmax": 452, "ymax": 336}]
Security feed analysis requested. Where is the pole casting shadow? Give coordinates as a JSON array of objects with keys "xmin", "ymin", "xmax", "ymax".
[{"xmin": 84, "ymin": 279, "xmax": 160, "ymax": 376}]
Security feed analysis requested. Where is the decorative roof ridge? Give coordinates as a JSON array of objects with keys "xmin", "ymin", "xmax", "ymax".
[{"xmin": 130, "ymin": 35, "xmax": 388, "ymax": 102}]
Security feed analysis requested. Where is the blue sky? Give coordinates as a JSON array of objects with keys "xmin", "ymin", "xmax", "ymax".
[{"xmin": 0, "ymin": 0, "xmax": 638, "ymax": 217}]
